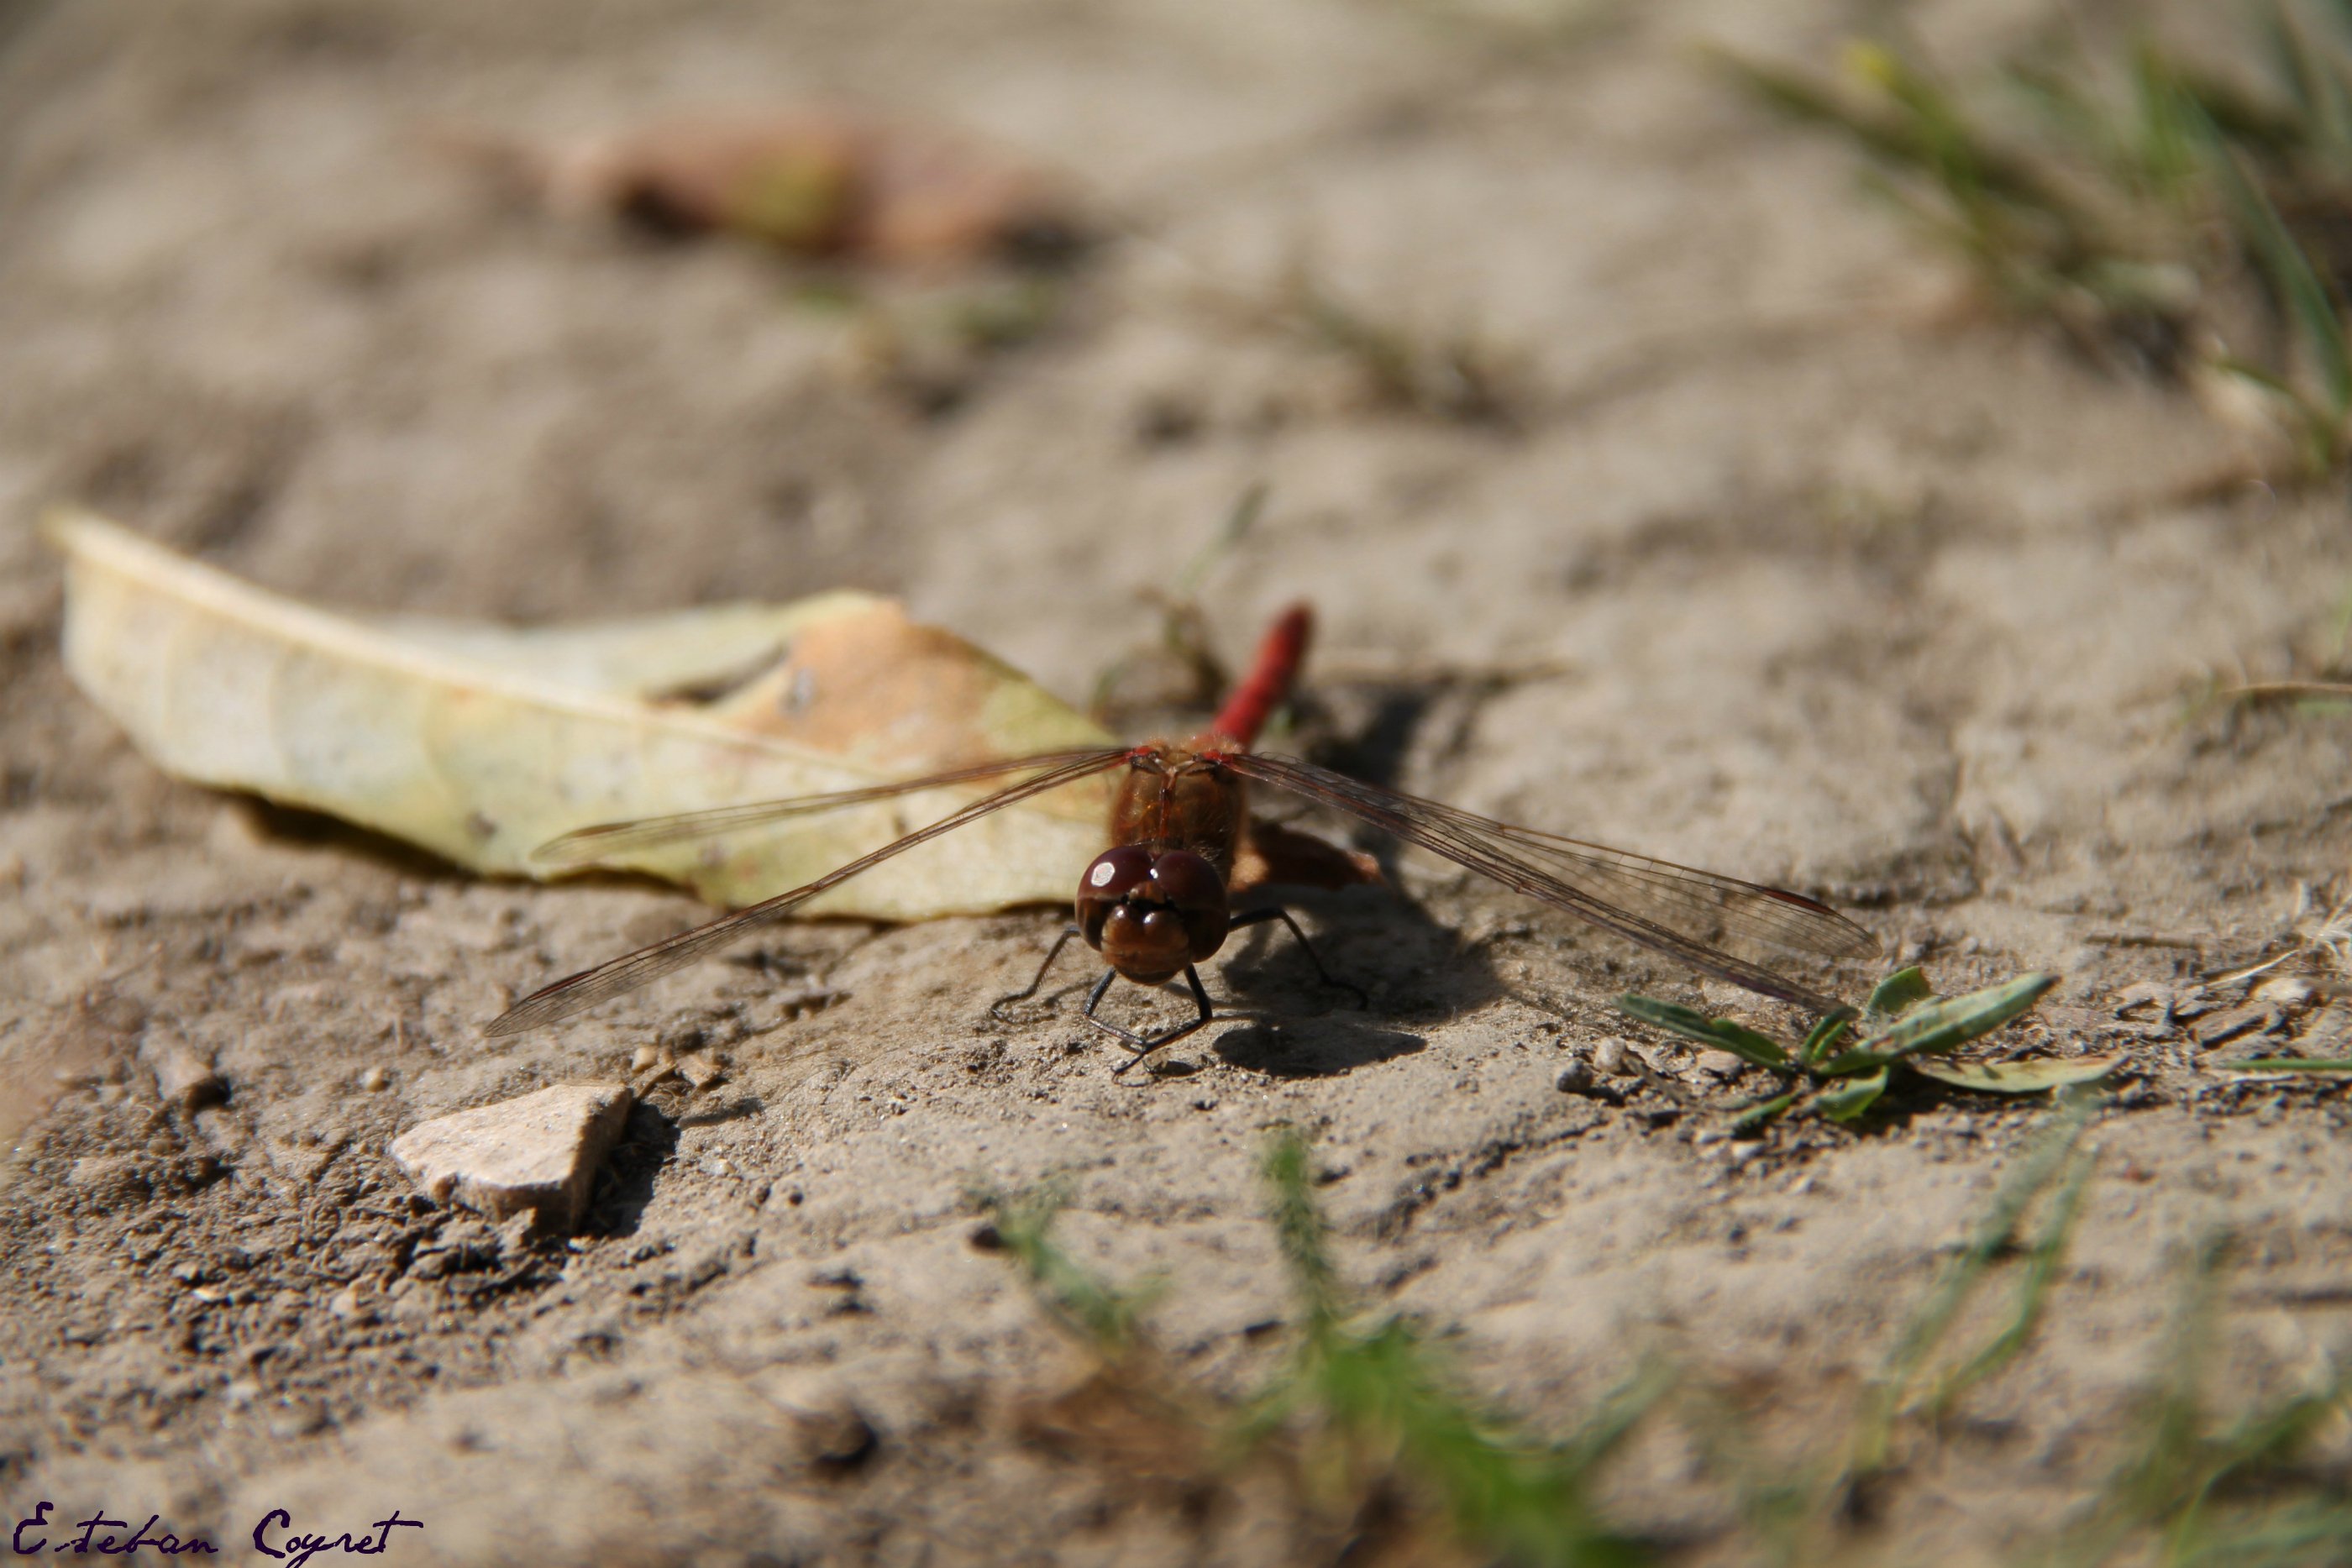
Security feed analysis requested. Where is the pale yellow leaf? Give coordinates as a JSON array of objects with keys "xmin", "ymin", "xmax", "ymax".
[
  {"xmin": 1903, "ymin": 1053, "xmax": 2123, "ymax": 1093},
  {"xmin": 48, "ymin": 508, "xmax": 1115, "ymax": 920}
]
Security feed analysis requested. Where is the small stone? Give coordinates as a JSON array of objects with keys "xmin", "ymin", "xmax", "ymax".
[
  {"xmin": 328, "ymin": 1287, "xmax": 373, "ymax": 1323},
  {"xmin": 1593, "ymin": 1039, "xmax": 1632, "ymax": 1077},
  {"xmin": 790, "ymin": 1400, "xmax": 877, "ymax": 1470},
  {"xmin": 2192, "ymin": 1003, "xmax": 2278, "ymax": 1046},
  {"xmin": 2254, "ymin": 976, "xmax": 2317, "ymax": 1009},
  {"xmin": 1694, "ymin": 1050, "xmax": 1747, "ymax": 1078},
  {"xmin": 269, "ymin": 1403, "xmax": 330, "ymax": 1439},
  {"xmin": 630, "ymin": 1045, "xmax": 661, "ymax": 1072},
  {"xmin": 1554, "ymin": 1061, "xmax": 1593, "ymax": 1095},
  {"xmin": 67, "ymin": 1154, "xmax": 150, "ymax": 1204},
  {"xmin": 140, "ymin": 1026, "xmax": 224, "ymax": 1110},
  {"xmin": 759, "ymin": 1371, "xmax": 879, "ymax": 1471},
  {"xmin": 360, "ymin": 1067, "xmax": 391, "ymax": 1092},
  {"xmin": 388, "ymin": 1083, "xmax": 633, "ymax": 1233},
  {"xmin": 675, "ymin": 1051, "xmax": 727, "ymax": 1089}
]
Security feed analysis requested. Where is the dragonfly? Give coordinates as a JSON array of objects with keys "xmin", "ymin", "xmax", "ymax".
[{"xmin": 486, "ymin": 605, "xmax": 1879, "ymax": 1062}]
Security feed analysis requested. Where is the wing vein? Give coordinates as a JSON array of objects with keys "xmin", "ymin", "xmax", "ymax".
[{"xmin": 487, "ymin": 747, "xmax": 1131, "ymax": 1035}]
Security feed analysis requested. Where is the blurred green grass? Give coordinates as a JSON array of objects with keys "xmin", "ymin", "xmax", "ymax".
[
  {"xmin": 1716, "ymin": 4, "xmax": 2352, "ymax": 475},
  {"xmin": 982, "ymin": 1108, "xmax": 2351, "ymax": 1564}
]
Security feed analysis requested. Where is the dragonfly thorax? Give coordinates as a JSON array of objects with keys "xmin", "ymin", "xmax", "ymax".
[{"xmin": 1109, "ymin": 742, "xmax": 1246, "ymax": 872}]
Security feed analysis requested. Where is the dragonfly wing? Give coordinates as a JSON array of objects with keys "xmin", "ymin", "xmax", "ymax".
[
  {"xmin": 1222, "ymin": 752, "xmax": 1872, "ymax": 1013},
  {"xmin": 488, "ymin": 747, "xmax": 1132, "ymax": 1035},
  {"xmin": 529, "ymin": 748, "xmax": 1128, "ymax": 867}
]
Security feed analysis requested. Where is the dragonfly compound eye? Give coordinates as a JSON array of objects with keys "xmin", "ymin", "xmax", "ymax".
[
  {"xmin": 1148, "ymin": 851, "xmax": 1229, "ymax": 962},
  {"xmin": 1076, "ymin": 845, "xmax": 1156, "ymax": 948}
]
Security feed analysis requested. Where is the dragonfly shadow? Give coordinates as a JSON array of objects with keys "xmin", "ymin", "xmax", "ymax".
[
  {"xmin": 1209, "ymin": 1018, "xmax": 1426, "ymax": 1078},
  {"xmin": 1219, "ymin": 881, "xmax": 1512, "ymax": 1033}
]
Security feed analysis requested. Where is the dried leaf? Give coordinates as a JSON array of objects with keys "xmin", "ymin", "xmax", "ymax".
[
  {"xmin": 441, "ymin": 110, "xmax": 1089, "ymax": 269},
  {"xmin": 1904, "ymin": 1054, "xmax": 2122, "ymax": 1093},
  {"xmin": 49, "ymin": 509, "xmax": 1113, "ymax": 920}
]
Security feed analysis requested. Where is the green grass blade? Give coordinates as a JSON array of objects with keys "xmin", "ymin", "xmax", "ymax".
[
  {"xmin": 1564, "ymin": 1359, "xmax": 1679, "ymax": 1473},
  {"xmin": 1920, "ymin": 1141, "xmax": 2096, "ymax": 1418},
  {"xmin": 1864, "ymin": 966, "xmax": 1934, "ymax": 1020},
  {"xmin": 1840, "ymin": 972, "xmax": 2059, "ymax": 1064},
  {"xmin": 1307, "ymin": 1319, "xmax": 1650, "ymax": 1566},
  {"xmin": 1819, "ymin": 1066, "xmax": 1887, "ymax": 1122},
  {"xmin": 1261, "ymin": 1130, "xmax": 1653, "ymax": 1566},
  {"xmin": 2264, "ymin": 2, "xmax": 2319, "ymax": 123},
  {"xmin": 1854, "ymin": 1095, "xmax": 2094, "ymax": 1475},
  {"xmin": 1261, "ymin": 1125, "xmax": 1341, "ymax": 1329},
  {"xmin": 2192, "ymin": 94, "xmax": 2352, "ymax": 418},
  {"xmin": 2273, "ymin": 3, "xmax": 2352, "ymax": 166},
  {"xmin": 1705, "ymin": 1020, "xmax": 1794, "ymax": 1070},
  {"xmin": 2129, "ymin": 39, "xmax": 2202, "ymax": 199},
  {"xmin": 1176, "ymin": 483, "xmax": 1267, "ymax": 598},
  {"xmin": 1617, "ymin": 994, "xmax": 1732, "ymax": 1045},
  {"xmin": 1730, "ymin": 1088, "xmax": 1802, "ymax": 1131},
  {"xmin": 1801, "ymin": 1008, "xmax": 1855, "ymax": 1066},
  {"xmin": 982, "ymin": 1183, "xmax": 1158, "ymax": 1354},
  {"xmin": 1617, "ymin": 994, "xmax": 1793, "ymax": 1069},
  {"xmin": 2168, "ymin": 1502, "xmax": 2352, "ymax": 1568}
]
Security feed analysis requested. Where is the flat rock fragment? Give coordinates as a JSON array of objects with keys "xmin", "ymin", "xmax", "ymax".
[
  {"xmin": 389, "ymin": 1083, "xmax": 633, "ymax": 1232},
  {"xmin": 140, "ymin": 1026, "xmax": 225, "ymax": 1109}
]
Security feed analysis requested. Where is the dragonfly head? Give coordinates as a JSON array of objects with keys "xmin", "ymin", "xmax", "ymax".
[{"xmin": 1076, "ymin": 845, "xmax": 1228, "ymax": 984}]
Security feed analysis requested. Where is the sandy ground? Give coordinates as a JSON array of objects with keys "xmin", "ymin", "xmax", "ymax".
[{"xmin": 4, "ymin": 1, "xmax": 2352, "ymax": 1563}]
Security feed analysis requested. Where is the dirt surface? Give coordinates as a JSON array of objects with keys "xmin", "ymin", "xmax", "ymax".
[{"xmin": 4, "ymin": 2, "xmax": 2352, "ymax": 1563}]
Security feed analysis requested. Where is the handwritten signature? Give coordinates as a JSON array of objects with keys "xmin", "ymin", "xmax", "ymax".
[{"xmin": 11, "ymin": 1502, "xmax": 422, "ymax": 1563}]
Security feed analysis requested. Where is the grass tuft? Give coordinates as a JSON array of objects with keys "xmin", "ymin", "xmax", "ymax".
[
  {"xmin": 984, "ymin": 1115, "xmax": 2349, "ymax": 1561},
  {"xmin": 1716, "ymin": 5, "xmax": 2352, "ymax": 474},
  {"xmin": 1617, "ymin": 965, "xmax": 2084, "ymax": 1125}
]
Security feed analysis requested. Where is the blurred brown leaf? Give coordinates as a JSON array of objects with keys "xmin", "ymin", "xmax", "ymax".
[{"xmin": 439, "ymin": 108, "xmax": 1090, "ymax": 270}]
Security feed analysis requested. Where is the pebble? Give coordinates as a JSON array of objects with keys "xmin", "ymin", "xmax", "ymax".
[
  {"xmin": 2254, "ymin": 976, "xmax": 2316, "ymax": 1009},
  {"xmin": 630, "ymin": 1045, "xmax": 661, "ymax": 1072},
  {"xmin": 139, "ymin": 1026, "xmax": 225, "ymax": 1110},
  {"xmin": 759, "ymin": 1370, "xmax": 879, "ymax": 1471},
  {"xmin": 2192, "ymin": 1003, "xmax": 2277, "ymax": 1046},
  {"xmin": 388, "ymin": 1083, "xmax": 633, "ymax": 1232},
  {"xmin": 1694, "ymin": 1050, "xmax": 1747, "ymax": 1078},
  {"xmin": 1554, "ymin": 1061, "xmax": 1594, "ymax": 1095},
  {"xmin": 1593, "ymin": 1039, "xmax": 1631, "ymax": 1077},
  {"xmin": 2111, "ymin": 981, "xmax": 2174, "ymax": 1018},
  {"xmin": 360, "ymin": 1067, "xmax": 391, "ymax": 1092},
  {"xmin": 675, "ymin": 1051, "xmax": 727, "ymax": 1089}
]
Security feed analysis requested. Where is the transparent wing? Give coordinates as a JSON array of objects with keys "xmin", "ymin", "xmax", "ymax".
[
  {"xmin": 487, "ymin": 747, "xmax": 1133, "ymax": 1036},
  {"xmin": 1221, "ymin": 751, "xmax": 1876, "ymax": 1013},
  {"xmin": 528, "ymin": 747, "xmax": 1131, "ymax": 868}
]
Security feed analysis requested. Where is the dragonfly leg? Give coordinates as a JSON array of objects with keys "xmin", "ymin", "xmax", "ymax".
[
  {"xmin": 1098, "ymin": 965, "xmax": 1215, "ymax": 1073},
  {"xmin": 990, "ymin": 926, "xmax": 1086, "ymax": 1022},
  {"xmin": 1227, "ymin": 905, "xmax": 1368, "ymax": 1009}
]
